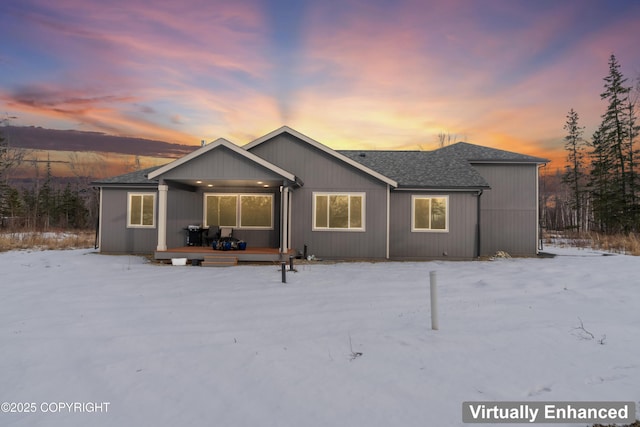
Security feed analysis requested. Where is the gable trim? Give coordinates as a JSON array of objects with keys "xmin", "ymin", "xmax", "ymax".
[
  {"xmin": 244, "ymin": 126, "xmax": 398, "ymax": 187},
  {"xmin": 147, "ymin": 138, "xmax": 298, "ymax": 183}
]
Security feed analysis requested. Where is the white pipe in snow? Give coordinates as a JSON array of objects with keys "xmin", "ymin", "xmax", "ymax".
[{"xmin": 430, "ymin": 271, "xmax": 439, "ymax": 330}]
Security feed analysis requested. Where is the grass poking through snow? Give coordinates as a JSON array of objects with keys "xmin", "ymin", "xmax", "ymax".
[{"xmin": 0, "ymin": 230, "xmax": 95, "ymax": 252}]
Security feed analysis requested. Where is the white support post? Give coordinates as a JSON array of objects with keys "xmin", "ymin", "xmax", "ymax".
[
  {"xmin": 156, "ymin": 184, "xmax": 168, "ymax": 251},
  {"xmin": 430, "ymin": 271, "xmax": 439, "ymax": 330},
  {"xmin": 386, "ymin": 184, "xmax": 390, "ymax": 259},
  {"xmin": 281, "ymin": 186, "xmax": 289, "ymax": 253}
]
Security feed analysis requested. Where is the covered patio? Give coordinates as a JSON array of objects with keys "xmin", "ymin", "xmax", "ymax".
[{"xmin": 146, "ymin": 138, "xmax": 302, "ymax": 262}]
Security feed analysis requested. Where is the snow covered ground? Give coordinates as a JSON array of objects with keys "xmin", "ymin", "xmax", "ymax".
[{"xmin": 0, "ymin": 247, "xmax": 638, "ymax": 427}]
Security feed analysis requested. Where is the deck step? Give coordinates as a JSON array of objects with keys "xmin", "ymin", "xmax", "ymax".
[{"xmin": 201, "ymin": 255, "xmax": 238, "ymax": 267}]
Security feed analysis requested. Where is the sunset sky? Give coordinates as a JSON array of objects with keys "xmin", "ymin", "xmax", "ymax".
[{"xmin": 2, "ymin": 0, "xmax": 640, "ymax": 168}]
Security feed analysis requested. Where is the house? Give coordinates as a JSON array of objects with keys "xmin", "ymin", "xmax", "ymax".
[{"xmin": 93, "ymin": 126, "xmax": 548, "ymax": 261}]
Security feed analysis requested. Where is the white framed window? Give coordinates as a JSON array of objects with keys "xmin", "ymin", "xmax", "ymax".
[
  {"xmin": 127, "ymin": 192, "xmax": 156, "ymax": 228},
  {"xmin": 204, "ymin": 193, "xmax": 273, "ymax": 229},
  {"xmin": 313, "ymin": 192, "xmax": 365, "ymax": 231},
  {"xmin": 412, "ymin": 195, "xmax": 448, "ymax": 232}
]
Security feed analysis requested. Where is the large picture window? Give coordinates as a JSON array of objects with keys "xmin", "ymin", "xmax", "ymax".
[
  {"xmin": 128, "ymin": 193, "xmax": 156, "ymax": 228},
  {"xmin": 313, "ymin": 192, "xmax": 365, "ymax": 231},
  {"xmin": 204, "ymin": 194, "xmax": 273, "ymax": 229},
  {"xmin": 412, "ymin": 195, "xmax": 448, "ymax": 232}
]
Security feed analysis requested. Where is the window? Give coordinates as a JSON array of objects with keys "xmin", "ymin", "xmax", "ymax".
[
  {"xmin": 240, "ymin": 195, "xmax": 273, "ymax": 228},
  {"xmin": 205, "ymin": 195, "xmax": 237, "ymax": 227},
  {"xmin": 313, "ymin": 192, "xmax": 365, "ymax": 231},
  {"xmin": 412, "ymin": 195, "xmax": 448, "ymax": 232},
  {"xmin": 128, "ymin": 193, "xmax": 156, "ymax": 227},
  {"xmin": 204, "ymin": 194, "xmax": 273, "ymax": 229}
]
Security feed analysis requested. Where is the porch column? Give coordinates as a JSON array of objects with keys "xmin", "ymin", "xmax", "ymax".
[
  {"xmin": 157, "ymin": 184, "xmax": 168, "ymax": 251},
  {"xmin": 281, "ymin": 186, "xmax": 289, "ymax": 253},
  {"xmin": 386, "ymin": 184, "xmax": 390, "ymax": 259}
]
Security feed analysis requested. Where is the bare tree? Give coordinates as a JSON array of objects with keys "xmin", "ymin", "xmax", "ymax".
[
  {"xmin": 562, "ymin": 108, "xmax": 586, "ymax": 231},
  {"xmin": 436, "ymin": 131, "xmax": 466, "ymax": 148}
]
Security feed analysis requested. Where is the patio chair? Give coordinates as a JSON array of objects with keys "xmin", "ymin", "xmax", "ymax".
[
  {"xmin": 220, "ymin": 227, "xmax": 233, "ymax": 239},
  {"xmin": 203, "ymin": 226, "xmax": 220, "ymax": 247}
]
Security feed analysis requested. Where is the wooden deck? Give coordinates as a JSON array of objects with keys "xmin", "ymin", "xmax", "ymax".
[{"xmin": 155, "ymin": 246, "xmax": 294, "ymax": 263}]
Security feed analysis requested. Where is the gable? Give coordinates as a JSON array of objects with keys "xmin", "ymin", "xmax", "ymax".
[
  {"xmin": 155, "ymin": 144, "xmax": 288, "ymax": 183},
  {"xmin": 247, "ymin": 131, "xmax": 394, "ymax": 190},
  {"xmin": 147, "ymin": 138, "xmax": 298, "ymax": 185},
  {"xmin": 245, "ymin": 126, "xmax": 397, "ymax": 187}
]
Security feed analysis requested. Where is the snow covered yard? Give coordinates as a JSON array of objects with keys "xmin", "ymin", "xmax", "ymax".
[{"xmin": 0, "ymin": 247, "xmax": 638, "ymax": 427}]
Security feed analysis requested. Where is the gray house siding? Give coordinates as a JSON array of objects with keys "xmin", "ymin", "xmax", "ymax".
[
  {"xmin": 159, "ymin": 145, "xmax": 285, "ymax": 182},
  {"xmin": 165, "ymin": 188, "xmax": 201, "ymax": 248},
  {"xmin": 249, "ymin": 133, "xmax": 388, "ymax": 259},
  {"xmin": 99, "ymin": 187, "xmax": 158, "ymax": 253},
  {"xmin": 473, "ymin": 164, "xmax": 539, "ymax": 256},
  {"xmin": 389, "ymin": 191, "xmax": 478, "ymax": 259}
]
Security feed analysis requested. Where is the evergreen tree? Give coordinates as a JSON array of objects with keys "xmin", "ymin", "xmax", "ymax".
[
  {"xmin": 625, "ymin": 93, "xmax": 639, "ymax": 222},
  {"xmin": 0, "ymin": 125, "xmax": 24, "ymax": 221},
  {"xmin": 589, "ymin": 127, "xmax": 617, "ymax": 231},
  {"xmin": 592, "ymin": 54, "xmax": 636, "ymax": 232},
  {"xmin": 562, "ymin": 108, "xmax": 585, "ymax": 231},
  {"xmin": 58, "ymin": 183, "xmax": 88, "ymax": 228},
  {"xmin": 37, "ymin": 155, "xmax": 54, "ymax": 229}
]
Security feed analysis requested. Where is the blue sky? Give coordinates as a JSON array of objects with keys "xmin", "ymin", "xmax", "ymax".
[{"xmin": 1, "ymin": 0, "xmax": 640, "ymax": 165}]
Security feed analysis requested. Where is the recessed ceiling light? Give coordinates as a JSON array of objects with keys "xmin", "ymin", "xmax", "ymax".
[
  {"xmin": 207, "ymin": 184, "xmax": 213, "ymax": 187},
  {"xmin": 196, "ymin": 180, "xmax": 202, "ymax": 184},
  {"xmin": 257, "ymin": 181, "xmax": 263, "ymax": 184},
  {"xmin": 263, "ymin": 184, "xmax": 269, "ymax": 188}
]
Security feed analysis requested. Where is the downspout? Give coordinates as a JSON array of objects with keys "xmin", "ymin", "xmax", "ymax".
[
  {"xmin": 280, "ymin": 185, "xmax": 284, "ymax": 253},
  {"xmin": 476, "ymin": 189, "xmax": 483, "ymax": 258},
  {"xmin": 537, "ymin": 164, "xmax": 546, "ymax": 253}
]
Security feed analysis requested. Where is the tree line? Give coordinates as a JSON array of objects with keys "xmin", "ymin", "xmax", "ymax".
[
  {"xmin": 0, "ymin": 121, "xmax": 100, "ymax": 230},
  {"xmin": 544, "ymin": 54, "xmax": 639, "ymax": 234}
]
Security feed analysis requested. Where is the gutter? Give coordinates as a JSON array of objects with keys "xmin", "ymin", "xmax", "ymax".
[{"xmin": 393, "ymin": 186, "xmax": 489, "ymax": 192}]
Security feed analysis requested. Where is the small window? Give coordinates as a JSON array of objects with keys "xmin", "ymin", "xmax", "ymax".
[
  {"xmin": 204, "ymin": 194, "xmax": 273, "ymax": 229},
  {"xmin": 128, "ymin": 193, "xmax": 156, "ymax": 228},
  {"xmin": 412, "ymin": 195, "xmax": 448, "ymax": 232},
  {"xmin": 313, "ymin": 193, "xmax": 365, "ymax": 231}
]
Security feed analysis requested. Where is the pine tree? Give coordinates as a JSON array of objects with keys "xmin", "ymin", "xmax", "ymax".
[
  {"xmin": 562, "ymin": 108, "xmax": 585, "ymax": 231},
  {"xmin": 589, "ymin": 128, "xmax": 612, "ymax": 231},
  {"xmin": 625, "ymin": 93, "xmax": 639, "ymax": 224},
  {"xmin": 0, "ymin": 130, "xmax": 8, "ymax": 220},
  {"xmin": 594, "ymin": 54, "xmax": 635, "ymax": 232},
  {"xmin": 37, "ymin": 155, "xmax": 54, "ymax": 229}
]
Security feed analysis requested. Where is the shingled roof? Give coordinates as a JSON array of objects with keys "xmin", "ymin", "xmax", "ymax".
[
  {"xmin": 339, "ymin": 149, "xmax": 490, "ymax": 189},
  {"xmin": 93, "ymin": 141, "xmax": 547, "ymax": 189},
  {"xmin": 91, "ymin": 166, "xmax": 161, "ymax": 187},
  {"xmin": 438, "ymin": 142, "xmax": 549, "ymax": 163},
  {"xmin": 340, "ymin": 142, "xmax": 548, "ymax": 189}
]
